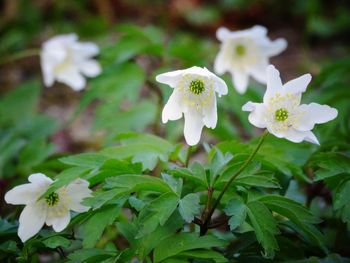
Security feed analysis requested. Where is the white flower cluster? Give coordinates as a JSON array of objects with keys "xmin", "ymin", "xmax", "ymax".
[{"xmin": 157, "ymin": 25, "xmax": 337, "ymax": 146}]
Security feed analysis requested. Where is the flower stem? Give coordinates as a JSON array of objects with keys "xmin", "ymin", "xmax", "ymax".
[
  {"xmin": 200, "ymin": 130, "xmax": 269, "ymax": 235},
  {"xmin": 0, "ymin": 49, "xmax": 40, "ymax": 66},
  {"xmin": 185, "ymin": 145, "xmax": 193, "ymax": 167}
]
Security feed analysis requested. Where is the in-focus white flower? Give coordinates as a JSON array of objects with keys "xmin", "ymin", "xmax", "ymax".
[
  {"xmin": 242, "ymin": 65, "xmax": 338, "ymax": 144},
  {"xmin": 5, "ymin": 173, "xmax": 91, "ymax": 242},
  {"xmin": 156, "ymin": 66, "xmax": 228, "ymax": 145},
  {"xmin": 214, "ymin": 25, "xmax": 287, "ymax": 94},
  {"xmin": 41, "ymin": 33, "xmax": 101, "ymax": 91}
]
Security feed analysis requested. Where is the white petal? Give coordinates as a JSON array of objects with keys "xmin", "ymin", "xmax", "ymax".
[
  {"xmin": 213, "ymin": 51, "xmax": 227, "ymax": 75},
  {"xmin": 156, "ymin": 69, "xmax": 185, "ymax": 88},
  {"xmin": 72, "ymin": 42, "xmax": 100, "ymax": 58},
  {"xmin": 28, "ymin": 173, "xmax": 53, "ymax": 185},
  {"xmin": 66, "ymin": 179, "xmax": 92, "ymax": 213},
  {"xmin": 18, "ymin": 203, "xmax": 47, "ymax": 242},
  {"xmin": 47, "ymin": 212, "xmax": 71, "ymax": 232},
  {"xmin": 5, "ymin": 184, "xmax": 41, "ymax": 205},
  {"xmin": 79, "ymin": 60, "xmax": 102, "ymax": 77},
  {"xmin": 232, "ymin": 70, "xmax": 249, "ymax": 94},
  {"xmin": 282, "ymin": 129, "xmax": 320, "ymax": 145},
  {"xmin": 250, "ymin": 25, "xmax": 268, "ymax": 37},
  {"xmin": 56, "ymin": 67, "xmax": 86, "ymax": 91},
  {"xmin": 216, "ymin": 27, "xmax": 231, "ymax": 41},
  {"xmin": 262, "ymin": 38, "xmax": 287, "ymax": 56},
  {"xmin": 294, "ymin": 103, "xmax": 338, "ymax": 131},
  {"xmin": 40, "ymin": 55, "xmax": 55, "ymax": 87},
  {"xmin": 203, "ymin": 67, "xmax": 228, "ymax": 96},
  {"xmin": 249, "ymin": 59, "xmax": 268, "ymax": 84},
  {"xmin": 202, "ymin": 96, "xmax": 217, "ymax": 129},
  {"xmin": 242, "ymin": 102, "xmax": 267, "ymax": 128},
  {"xmin": 183, "ymin": 109, "xmax": 204, "ymax": 146},
  {"xmin": 162, "ymin": 91, "xmax": 183, "ymax": 123},
  {"xmin": 264, "ymin": 65, "xmax": 283, "ymax": 103},
  {"xmin": 283, "ymin": 73, "xmax": 312, "ymax": 95}
]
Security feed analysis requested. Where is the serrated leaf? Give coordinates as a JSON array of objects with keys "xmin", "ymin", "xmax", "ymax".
[
  {"xmin": 60, "ymin": 153, "xmax": 109, "ymax": 169},
  {"xmin": 83, "ymin": 205, "xmax": 122, "ymax": 248},
  {"xmin": 137, "ymin": 192, "xmax": 179, "ymax": 237},
  {"xmin": 42, "ymin": 236, "xmax": 71, "ymax": 249},
  {"xmin": 246, "ymin": 201, "xmax": 279, "ymax": 258},
  {"xmin": 178, "ymin": 249, "xmax": 227, "ymax": 262},
  {"xmin": 224, "ymin": 197, "xmax": 247, "ymax": 231},
  {"xmin": 101, "ymin": 133, "xmax": 174, "ymax": 170},
  {"xmin": 178, "ymin": 193, "xmax": 200, "ymax": 223},
  {"xmin": 105, "ymin": 174, "xmax": 172, "ymax": 193},
  {"xmin": 153, "ymin": 233, "xmax": 227, "ymax": 262}
]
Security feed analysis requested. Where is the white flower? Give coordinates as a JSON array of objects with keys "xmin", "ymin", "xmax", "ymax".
[
  {"xmin": 41, "ymin": 33, "xmax": 101, "ymax": 91},
  {"xmin": 156, "ymin": 66, "xmax": 228, "ymax": 145},
  {"xmin": 214, "ymin": 25, "xmax": 287, "ymax": 94},
  {"xmin": 242, "ymin": 65, "xmax": 338, "ymax": 144},
  {"xmin": 5, "ymin": 173, "xmax": 92, "ymax": 242}
]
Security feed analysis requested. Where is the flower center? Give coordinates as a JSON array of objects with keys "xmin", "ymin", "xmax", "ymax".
[
  {"xmin": 235, "ymin": 44, "xmax": 246, "ymax": 56},
  {"xmin": 275, "ymin": 108, "xmax": 289, "ymax": 121},
  {"xmin": 189, "ymin": 79, "xmax": 205, "ymax": 95},
  {"xmin": 46, "ymin": 192, "xmax": 59, "ymax": 206}
]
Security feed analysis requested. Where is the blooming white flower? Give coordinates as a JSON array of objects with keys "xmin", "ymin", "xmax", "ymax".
[
  {"xmin": 41, "ymin": 33, "xmax": 101, "ymax": 91},
  {"xmin": 5, "ymin": 173, "xmax": 91, "ymax": 242},
  {"xmin": 214, "ymin": 25, "xmax": 287, "ymax": 94},
  {"xmin": 156, "ymin": 66, "xmax": 228, "ymax": 145},
  {"xmin": 242, "ymin": 65, "xmax": 338, "ymax": 144}
]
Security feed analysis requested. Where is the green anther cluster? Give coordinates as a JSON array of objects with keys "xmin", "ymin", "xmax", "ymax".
[
  {"xmin": 235, "ymin": 44, "xmax": 246, "ymax": 56},
  {"xmin": 275, "ymin": 108, "xmax": 289, "ymax": 121},
  {"xmin": 189, "ymin": 79, "xmax": 205, "ymax": 95},
  {"xmin": 46, "ymin": 192, "xmax": 59, "ymax": 206}
]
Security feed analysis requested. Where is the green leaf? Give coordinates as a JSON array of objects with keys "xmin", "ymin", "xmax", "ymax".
[
  {"xmin": 177, "ymin": 249, "xmax": 227, "ymax": 262},
  {"xmin": 83, "ymin": 205, "xmax": 122, "ymax": 248},
  {"xmin": 153, "ymin": 233, "xmax": 227, "ymax": 262},
  {"xmin": 334, "ymin": 179, "xmax": 350, "ymax": 228},
  {"xmin": 105, "ymin": 174, "xmax": 172, "ymax": 193},
  {"xmin": 60, "ymin": 153, "xmax": 109, "ymax": 169},
  {"xmin": 68, "ymin": 248, "xmax": 117, "ymax": 263},
  {"xmin": 312, "ymin": 152, "xmax": 350, "ymax": 181},
  {"xmin": 259, "ymin": 195, "xmax": 320, "ymax": 224},
  {"xmin": 137, "ymin": 192, "xmax": 179, "ymax": 237},
  {"xmin": 162, "ymin": 173, "xmax": 183, "ymax": 196},
  {"xmin": 101, "ymin": 133, "xmax": 174, "ymax": 170},
  {"xmin": 0, "ymin": 80, "xmax": 40, "ymax": 125},
  {"xmin": 170, "ymin": 162, "xmax": 208, "ymax": 188},
  {"xmin": 209, "ymin": 148, "xmax": 233, "ymax": 186},
  {"xmin": 246, "ymin": 201, "xmax": 279, "ymax": 258},
  {"xmin": 178, "ymin": 193, "xmax": 200, "ymax": 223},
  {"xmin": 44, "ymin": 167, "xmax": 91, "ymax": 197},
  {"xmin": 42, "ymin": 236, "xmax": 71, "ymax": 249},
  {"xmin": 224, "ymin": 197, "xmax": 247, "ymax": 231},
  {"xmin": 137, "ymin": 212, "xmax": 184, "ymax": 258}
]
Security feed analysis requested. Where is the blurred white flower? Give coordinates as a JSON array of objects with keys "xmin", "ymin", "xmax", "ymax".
[
  {"xmin": 214, "ymin": 25, "xmax": 287, "ymax": 94},
  {"xmin": 242, "ymin": 65, "xmax": 338, "ymax": 144},
  {"xmin": 156, "ymin": 66, "xmax": 228, "ymax": 145},
  {"xmin": 41, "ymin": 34, "xmax": 101, "ymax": 91},
  {"xmin": 5, "ymin": 173, "xmax": 91, "ymax": 242}
]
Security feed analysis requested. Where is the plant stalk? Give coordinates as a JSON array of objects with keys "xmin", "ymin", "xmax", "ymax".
[
  {"xmin": 0, "ymin": 49, "xmax": 40, "ymax": 66},
  {"xmin": 200, "ymin": 130, "xmax": 269, "ymax": 235}
]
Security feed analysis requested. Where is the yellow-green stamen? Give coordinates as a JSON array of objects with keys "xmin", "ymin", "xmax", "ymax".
[
  {"xmin": 275, "ymin": 108, "xmax": 288, "ymax": 121},
  {"xmin": 235, "ymin": 44, "xmax": 246, "ymax": 56},
  {"xmin": 189, "ymin": 79, "xmax": 205, "ymax": 95},
  {"xmin": 46, "ymin": 192, "xmax": 59, "ymax": 206}
]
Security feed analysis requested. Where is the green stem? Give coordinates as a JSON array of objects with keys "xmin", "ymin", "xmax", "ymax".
[
  {"xmin": 200, "ymin": 130, "xmax": 269, "ymax": 235},
  {"xmin": 185, "ymin": 145, "xmax": 193, "ymax": 167},
  {"xmin": 0, "ymin": 49, "xmax": 40, "ymax": 66}
]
